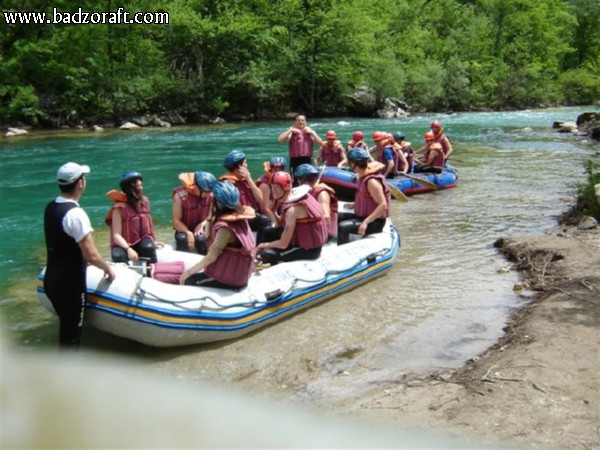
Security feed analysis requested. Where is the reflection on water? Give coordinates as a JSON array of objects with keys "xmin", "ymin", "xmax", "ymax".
[{"xmin": 1, "ymin": 107, "xmax": 598, "ymax": 402}]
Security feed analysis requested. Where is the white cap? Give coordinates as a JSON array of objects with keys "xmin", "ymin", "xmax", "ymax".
[{"xmin": 56, "ymin": 162, "xmax": 91, "ymax": 185}]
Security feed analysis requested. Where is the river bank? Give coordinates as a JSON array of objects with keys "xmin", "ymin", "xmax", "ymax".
[{"xmin": 336, "ymin": 222, "xmax": 599, "ymax": 449}]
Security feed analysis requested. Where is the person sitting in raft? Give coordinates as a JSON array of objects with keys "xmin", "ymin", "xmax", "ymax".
[
  {"xmin": 371, "ymin": 132, "xmax": 408, "ymax": 178},
  {"xmin": 414, "ymin": 132, "xmax": 444, "ymax": 174},
  {"xmin": 314, "ymin": 130, "xmax": 347, "ymax": 168},
  {"xmin": 172, "ymin": 170, "xmax": 216, "ymax": 254},
  {"xmin": 346, "ymin": 130, "xmax": 369, "ymax": 153},
  {"xmin": 256, "ymin": 171, "xmax": 328, "ymax": 265},
  {"xmin": 430, "ymin": 120, "xmax": 453, "ymax": 162},
  {"xmin": 219, "ymin": 150, "xmax": 271, "ymax": 243},
  {"xmin": 256, "ymin": 156, "xmax": 287, "ymax": 224},
  {"xmin": 294, "ymin": 164, "xmax": 338, "ymax": 240},
  {"xmin": 180, "ymin": 181, "xmax": 256, "ymax": 289},
  {"xmin": 105, "ymin": 171, "xmax": 163, "ymax": 263},
  {"xmin": 337, "ymin": 148, "xmax": 391, "ymax": 246},
  {"xmin": 393, "ymin": 131, "xmax": 414, "ymax": 173}
]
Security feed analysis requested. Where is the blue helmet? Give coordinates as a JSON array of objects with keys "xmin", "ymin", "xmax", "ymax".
[
  {"xmin": 223, "ymin": 150, "xmax": 246, "ymax": 171},
  {"xmin": 294, "ymin": 163, "xmax": 319, "ymax": 179},
  {"xmin": 194, "ymin": 171, "xmax": 216, "ymax": 192},
  {"xmin": 119, "ymin": 171, "xmax": 143, "ymax": 191},
  {"xmin": 269, "ymin": 156, "xmax": 287, "ymax": 169},
  {"xmin": 212, "ymin": 181, "xmax": 240, "ymax": 210},
  {"xmin": 347, "ymin": 147, "xmax": 370, "ymax": 161},
  {"xmin": 393, "ymin": 131, "xmax": 405, "ymax": 140}
]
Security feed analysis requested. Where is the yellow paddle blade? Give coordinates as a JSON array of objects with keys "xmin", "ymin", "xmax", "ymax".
[
  {"xmin": 388, "ymin": 184, "xmax": 409, "ymax": 202},
  {"xmin": 402, "ymin": 173, "xmax": 439, "ymax": 190}
]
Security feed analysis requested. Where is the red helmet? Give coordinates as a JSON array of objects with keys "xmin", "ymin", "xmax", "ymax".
[
  {"xmin": 424, "ymin": 131, "xmax": 435, "ymax": 141},
  {"xmin": 431, "ymin": 120, "xmax": 442, "ymax": 130},
  {"xmin": 372, "ymin": 131, "xmax": 386, "ymax": 141},
  {"xmin": 326, "ymin": 130, "xmax": 337, "ymax": 139},
  {"xmin": 352, "ymin": 131, "xmax": 364, "ymax": 142},
  {"xmin": 271, "ymin": 171, "xmax": 292, "ymax": 192}
]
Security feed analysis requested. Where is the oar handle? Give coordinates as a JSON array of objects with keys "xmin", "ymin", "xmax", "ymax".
[{"xmin": 315, "ymin": 164, "xmax": 326, "ymax": 185}]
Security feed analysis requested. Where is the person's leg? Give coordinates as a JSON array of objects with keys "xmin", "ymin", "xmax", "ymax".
[
  {"xmin": 251, "ymin": 214, "xmax": 272, "ymax": 245},
  {"xmin": 278, "ymin": 246, "xmax": 321, "ymax": 263},
  {"xmin": 194, "ymin": 235, "xmax": 208, "ymax": 255},
  {"xmin": 184, "ymin": 273, "xmax": 243, "ymax": 289},
  {"xmin": 137, "ymin": 236, "xmax": 157, "ymax": 263},
  {"xmin": 111, "ymin": 246, "xmax": 128, "ymax": 262},
  {"xmin": 46, "ymin": 284, "xmax": 85, "ymax": 349},
  {"xmin": 365, "ymin": 218, "xmax": 386, "ymax": 235},
  {"xmin": 258, "ymin": 248, "xmax": 282, "ymax": 265},
  {"xmin": 337, "ymin": 217, "xmax": 361, "ymax": 245},
  {"xmin": 175, "ymin": 231, "xmax": 189, "ymax": 252},
  {"xmin": 258, "ymin": 225, "xmax": 282, "ymax": 245}
]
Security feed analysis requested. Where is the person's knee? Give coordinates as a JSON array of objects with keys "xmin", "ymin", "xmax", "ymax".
[
  {"xmin": 195, "ymin": 235, "xmax": 208, "ymax": 255},
  {"xmin": 174, "ymin": 232, "xmax": 188, "ymax": 251},
  {"xmin": 259, "ymin": 248, "xmax": 280, "ymax": 265},
  {"xmin": 337, "ymin": 219, "xmax": 359, "ymax": 246},
  {"xmin": 139, "ymin": 237, "xmax": 157, "ymax": 263},
  {"xmin": 111, "ymin": 247, "xmax": 128, "ymax": 263}
]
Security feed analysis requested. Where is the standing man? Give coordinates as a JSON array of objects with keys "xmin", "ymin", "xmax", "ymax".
[
  {"xmin": 44, "ymin": 162, "xmax": 115, "ymax": 349},
  {"xmin": 277, "ymin": 114, "xmax": 323, "ymax": 181}
]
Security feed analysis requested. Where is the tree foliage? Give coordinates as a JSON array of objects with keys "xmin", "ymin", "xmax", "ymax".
[{"xmin": 0, "ymin": 0, "xmax": 598, "ymax": 124}]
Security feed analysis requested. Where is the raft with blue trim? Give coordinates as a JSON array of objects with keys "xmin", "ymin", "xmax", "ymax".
[
  {"xmin": 321, "ymin": 164, "xmax": 459, "ymax": 200},
  {"xmin": 37, "ymin": 218, "xmax": 400, "ymax": 347}
]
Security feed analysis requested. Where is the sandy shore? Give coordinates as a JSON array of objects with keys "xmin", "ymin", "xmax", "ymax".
[{"xmin": 338, "ymin": 224, "xmax": 600, "ymax": 449}]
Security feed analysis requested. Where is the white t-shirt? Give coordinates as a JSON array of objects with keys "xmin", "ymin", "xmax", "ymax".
[{"xmin": 55, "ymin": 197, "xmax": 94, "ymax": 243}]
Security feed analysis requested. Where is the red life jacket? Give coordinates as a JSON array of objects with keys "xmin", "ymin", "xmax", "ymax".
[
  {"xmin": 172, "ymin": 186, "xmax": 213, "ymax": 230},
  {"xmin": 399, "ymin": 141, "xmax": 414, "ymax": 168},
  {"xmin": 346, "ymin": 140, "xmax": 369, "ymax": 151},
  {"xmin": 433, "ymin": 133, "xmax": 450, "ymax": 157},
  {"xmin": 355, "ymin": 172, "xmax": 390, "ymax": 219},
  {"xmin": 105, "ymin": 192, "xmax": 155, "ymax": 246},
  {"xmin": 256, "ymin": 173, "xmax": 271, "ymax": 187},
  {"xmin": 424, "ymin": 143, "xmax": 445, "ymax": 168},
  {"xmin": 219, "ymin": 173, "xmax": 261, "ymax": 211},
  {"xmin": 377, "ymin": 143, "xmax": 399, "ymax": 173},
  {"xmin": 289, "ymin": 129, "xmax": 315, "ymax": 158},
  {"xmin": 311, "ymin": 183, "xmax": 338, "ymax": 237},
  {"xmin": 204, "ymin": 212, "xmax": 255, "ymax": 287},
  {"xmin": 280, "ymin": 194, "xmax": 328, "ymax": 250},
  {"xmin": 320, "ymin": 140, "xmax": 344, "ymax": 166}
]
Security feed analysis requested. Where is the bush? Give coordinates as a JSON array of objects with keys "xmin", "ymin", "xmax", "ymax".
[
  {"xmin": 559, "ymin": 68, "xmax": 600, "ymax": 105},
  {"xmin": 577, "ymin": 160, "xmax": 600, "ymax": 219},
  {"xmin": 7, "ymin": 85, "xmax": 41, "ymax": 122}
]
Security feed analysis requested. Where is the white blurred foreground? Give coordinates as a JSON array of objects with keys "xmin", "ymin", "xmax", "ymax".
[{"xmin": 1, "ymin": 331, "xmax": 478, "ymax": 448}]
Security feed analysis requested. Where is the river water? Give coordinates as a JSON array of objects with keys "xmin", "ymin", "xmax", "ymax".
[{"xmin": 1, "ymin": 107, "xmax": 598, "ymax": 402}]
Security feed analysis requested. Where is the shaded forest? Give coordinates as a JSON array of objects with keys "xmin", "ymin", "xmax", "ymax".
[{"xmin": 1, "ymin": 0, "xmax": 599, "ymax": 126}]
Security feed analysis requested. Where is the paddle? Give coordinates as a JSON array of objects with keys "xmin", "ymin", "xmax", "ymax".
[
  {"xmin": 316, "ymin": 164, "xmax": 326, "ymax": 184},
  {"xmin": 401, "ymin": 172, "xmax": 439, "ymax": 190},
  {"xmin": 388, "ymin": 183, "xmax": 409, "ymax": 202}
]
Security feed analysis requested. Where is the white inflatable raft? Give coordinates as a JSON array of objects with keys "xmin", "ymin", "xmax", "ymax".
[{"xmin": 37, "ymin": 219, "xmax": 400, "ymax": 347}]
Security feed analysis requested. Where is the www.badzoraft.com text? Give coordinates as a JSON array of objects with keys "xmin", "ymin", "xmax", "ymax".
[{"xmin": 3, "ymin": 7, "xmax": 169, "ymax": 25}]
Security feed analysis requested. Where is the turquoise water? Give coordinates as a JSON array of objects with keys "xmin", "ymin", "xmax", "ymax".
[{"xmin": 1, "ymin": 108, "xmax": 598, "ymax": 379}]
